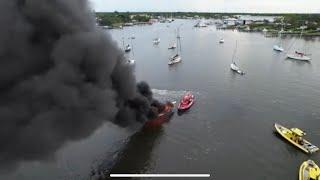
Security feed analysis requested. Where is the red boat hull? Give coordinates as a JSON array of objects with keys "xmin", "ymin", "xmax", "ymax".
[
  {"xmin": 144, "ymin": 102, "xmax": 174, "ymax": 128},
  {"xmin": 178, "ymin": 101, "xmax": 194, "ymax": 111},
  {"xmin": 178, "ymin": 93, "xmax": 195, "ymax": 111}
]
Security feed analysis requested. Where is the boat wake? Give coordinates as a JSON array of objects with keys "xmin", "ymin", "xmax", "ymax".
[{"xmin": 152, "ymin": 89, "xmax": 198, "ymax": 102}]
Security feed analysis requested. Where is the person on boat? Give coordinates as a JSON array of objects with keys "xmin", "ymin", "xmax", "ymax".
[
  {"xmin": 182, "ymin": 96, "xmax": 189, "ymax": 105},
  {"xmin": 295, "ymin": 51, "xmax": 304, "ymax": 56},
  {"xmin": 297, "ymin": 137, "xmax": 303, "ymax": 145}
]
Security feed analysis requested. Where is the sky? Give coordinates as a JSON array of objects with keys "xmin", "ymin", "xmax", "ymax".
[{"xmin": 89, "ymin": 0, "xmax": 320, "ymax": 13}]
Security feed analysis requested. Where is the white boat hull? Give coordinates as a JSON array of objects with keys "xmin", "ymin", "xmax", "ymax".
[
  {"xmin": 153, "ymin": 38, "xmax": 160, "ymax": 45},
  {"xmin": 230, "ymin": 63, "xmax": 244, "ymax": 74},
  {"xmin": 168, "ymin": 55, "xmax": 181, "ymax": 65},
  {"xmin": 219, "ymin": 39, "xmax": 224, "ymax": 43},
  {"xmin": 125, "ymin": 46, "xmax": 131, "ymax": 52},
  {"xmin": 127, "ymin": 59, "xmax": 135, "ymax": 65},
  {"xmin": 287, "ymin": 54, "xmax": 311, "ymax": 61},
  {"xmin": 168, "ymin": 43, "xmax": 177, "ymax": 49},
  {"xmin": 273, "ymin": 45, "xmax": 284, "ymax": 52}
]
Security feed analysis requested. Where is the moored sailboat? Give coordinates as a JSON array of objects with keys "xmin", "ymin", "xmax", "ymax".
[
  {"xmin": 273, "ymin": 19, "xmax": 284, "ymax": 52},
  {"xmin": 286, "ymin": 27, "xmax": 311, "ymax": 61},
  {"xmin": 230, "ymin": 41, "xmax": 244, "ymax": 75},
  {"xmin": 168, "ymin": 28, "xmax": 182, "ymax": 65},
  {"xmin": 153, "ymin": 38, "xmax": 160, "ymax": 45}
]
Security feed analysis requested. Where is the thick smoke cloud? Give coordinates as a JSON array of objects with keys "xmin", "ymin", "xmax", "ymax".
[{"xmin": 0, "ymin": 0, "xmax": 159, "ymax": 171}]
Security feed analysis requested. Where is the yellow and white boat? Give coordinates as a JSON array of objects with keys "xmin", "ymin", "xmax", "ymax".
[
  {"xmin": 274, "ymin": 123, "xmax": 319, "ymax": 154},
  {"xmin": 299, "ymin": 160, "xmax": 320, "ymax": 180}
]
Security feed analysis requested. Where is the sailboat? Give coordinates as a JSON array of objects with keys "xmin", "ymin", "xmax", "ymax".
[
  {"xmin": 168, "ymin": 29, "xmax": 178, "ymax": 49},
  {"xmin": 230, "ymin": 41, "xmax": 244, "ymax": 75},
  {"xmin": 127, "ymin": 40, "xmax": 135, "ymax": 65},
  {"xmin": 286, "ymin": 27, "xmax": 311, "ymax": 61},
  {"xmin": 194, "ymin": 19, "xmax": 207, "ymax": 28},
  {"xmin": 124, "ymin": 44, "xmax": 131, "ymax": 52},
  {"xmin": 177, "ymin": 27, "xmax": 182, "ymax": 39},
  {"xmin": 273, "ymin": 20, "xmax": 284, "ymax": 52},
  {"xmin": 168, "ymin": 28, "xmax": 182, "ymax": 65},
  {"xmin": 122, "ymin": 37, "xmax": 131, "ymax": 53},
  {"xmin": 153, "ymin": 38, "xmax": 160, "ymax": 45},
  {"xmin": 168, "ymin": 42, "xmax": 177, "ymax": 49},
  {"xmin": 219, "ymin": 38, "xmax": 225, "ymax": 43}
]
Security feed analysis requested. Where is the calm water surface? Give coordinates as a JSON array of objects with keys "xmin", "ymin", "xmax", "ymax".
[{"xmin": 2, "ymin": 19, "xmax": 320, "ymax": 180}]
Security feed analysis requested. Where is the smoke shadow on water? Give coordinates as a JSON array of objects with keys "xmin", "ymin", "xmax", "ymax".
[{"xmin": 93, "ymin": 128, "xmax": 165, "ymax": 179}]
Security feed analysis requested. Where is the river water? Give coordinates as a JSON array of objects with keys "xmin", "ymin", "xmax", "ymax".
[{"xmin": 2, "ymin": 19, "xmax": 320, "ymax": 180}]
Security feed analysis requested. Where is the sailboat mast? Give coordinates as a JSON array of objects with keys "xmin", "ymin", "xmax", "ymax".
[
  {"xmin": 131, "ymin": 38, "xmax": 134, "ymax": 57},
  {"xmin": 300, "ymin": 27, "xmax": 304, "ymax": 53},
  {"xmin": 279, "ymin": 18, "xmax": 284, "ymax": 46},
  {"xmin": 176, "ymin": 28, "xmax": 179, "ymax": 55},
  {"xmin": 232, "ymin": 40, "xmax": 238, "ymax": 63}
]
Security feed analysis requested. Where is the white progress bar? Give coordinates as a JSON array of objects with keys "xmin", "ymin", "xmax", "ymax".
[{"xmin": 110, "ymin": 174, "xmax": 210, "ymax": 178}]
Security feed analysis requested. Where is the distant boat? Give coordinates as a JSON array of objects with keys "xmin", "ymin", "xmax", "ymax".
[
  {"xmin": 129, "ymin": 35, "xmax": 135, "ymax": 39},
  {"xmin": 122, "ymin": 37, "xmax": 131, "ymax": 53},
  {"xmin": 153, "ymin": 38, "xmax": 160, "ymax": 45},
  {"xmin": 127, "ymin": 59, "xmax": 135, "ymax": 65},
  {"xmin": 230, "ymin": 41, "xmax": 244, "ymax": 75},
  {"xmin": 177, "ymin": 27, "xmax": 182, "ymax": 39},
  {"xmin": 124, "ymin": 38, "xmax": 135, "ymax": 65},
  {"xmin": 262, "ymin": 28, "xmax": 268, "ymax": 33},
  {"xmin": 124, "ymin": 44, "xmax": 131, "ymax": 52},
  {"xmin": 286, "ymin": 27, "xmax": 311, "ymax": 61},
  {"xmin": 273, "ymin": 45, "xmax": 284, "ymax": 52},
  {"xmin": 168, "ymin": 54, "xmax": 182, "ymax": 65},
  {"xmin": 168, "ymin": 28, "xmax": 182, "ymax": 65},
  {"xmin": 287, "ymin": 52, "xmax": 311, "ymax": 61},
  {"xmin": 128, "ymin": 38, "xmax": 136, "ymax": 65},
  {"xmin": 194, "ymin": 20, "xmax": 207, "ymax": 28},
  {"xmin": 273, "ymin": 20, "xmax": 284, "ymax": 52},
  {"xmin": 168, "ymin": 42, "xmax": 177, "ymax": 49},
  {"xmin": 219, "ymin": 38, "xmax": 225, "ymax": 43}
]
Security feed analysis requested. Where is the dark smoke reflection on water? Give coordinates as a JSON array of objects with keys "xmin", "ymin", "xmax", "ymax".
[{"xmin": 0, "ymin": 0, "xmax": 161, "ymax": 171}]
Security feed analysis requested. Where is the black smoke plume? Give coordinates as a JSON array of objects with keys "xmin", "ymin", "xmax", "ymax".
[{"xmin": 0, "ymin": 0, "xmax": 161, "ymax": 171}]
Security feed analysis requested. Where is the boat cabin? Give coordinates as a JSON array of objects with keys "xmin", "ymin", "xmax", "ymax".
[
  {"xmin": 291, "ymin": 128, "xmax": 306, "ymax": 137},
  {"xmin": 309, "ymin": 167, "xmax": 320, "ymax": 180}
]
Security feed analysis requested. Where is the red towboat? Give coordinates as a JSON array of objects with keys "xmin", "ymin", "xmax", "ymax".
[
  {"xmin": 178, "ymin": 92, "xmax": 195, "ymax": 111},
  {"xmin": 143, "ymin": 102, "xmax": 174, "ymax": 128}
]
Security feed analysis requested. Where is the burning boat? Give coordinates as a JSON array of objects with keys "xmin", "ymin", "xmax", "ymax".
[{"xmin": 143, "ymin": 102, "xmax": 174, "ymax": 129}]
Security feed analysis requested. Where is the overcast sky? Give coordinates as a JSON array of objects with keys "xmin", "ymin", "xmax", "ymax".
[{"xmin": 89, "ymin": 0, "xmax": 320, "ymax": 13}]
